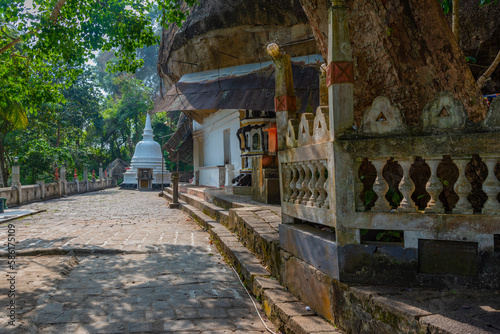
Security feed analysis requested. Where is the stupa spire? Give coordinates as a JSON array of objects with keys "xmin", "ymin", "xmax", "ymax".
[{"xmin": 142, "ymin": 113, "xmax": 154, "ymax": 140}]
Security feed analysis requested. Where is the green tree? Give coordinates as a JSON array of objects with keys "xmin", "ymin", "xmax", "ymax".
[{"xmin": 0, "ymin": 0, "xmax": 197, "ymax": 185}]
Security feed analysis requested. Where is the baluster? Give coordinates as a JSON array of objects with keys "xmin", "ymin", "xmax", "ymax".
[
  {"xmin": 482, "ymin": 156, "xmax": 500, "ymax": 215},
  {"xmin": 371, "ymin": 158, "xmax": 391, "ymax": 212},
  {"xmin": 283, "ymin": 164, "xmax": 291, "ymax": 202},
  {"xmin": 425, "ymin": 157, "xmax": 445, "ymax": 214},
  {"xmin": 397, "ymin": 158, "xmax": 417, "ymax": 213},
  {"xmin": 302, "ymin": 163, "xmax": 312, "ymax": 205},
  {"xmin": 316, "ymin": 161, "xmax": 327, "ymax": 207},
  {"xmin": 307, "ymin": 163, "xmax": 318, "ymax": 207},
  {"xmin": 322, "ymin": 160, "xmax": 330, "ymax": 209},
  {"xmin": 290, "ymin": 164, "xmax": 298, "ymax": 203},
  {"xmin": 295, "ymin": 163, "xmax": 305, "ymax": 204},
  {"xmin": 452, "ymin": 157, "xmax": 473, "ymax": 214},
  {"xmin": 354, "ymin": 159, "xmax": 365, "ymax": 212}
]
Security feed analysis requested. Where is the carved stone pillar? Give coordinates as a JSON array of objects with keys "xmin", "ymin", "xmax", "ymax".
[
  {"xmin": 371, "ymin": 159, "xmax": 390, "ymax": 212},
  {"xmin": 482, "ymin": 156, "xmax": 500, "ymax": 215},
  {"xmin": 453, "ymin": 157, "xmax": 473, "ymax": 214},
  {"xmin": 327, "ymin": 0, "xmax": 354, "ymax": 138},
  {"xmin": 425, "ymin": 157, "xmax": 445, "ymax": 213},
  {"xmin": 397, "ymin": 158, "xmax": 417, "ymax": 213},
  {"xmin": 267, "ymin": 44, "xmax": 297, "ymax": 151},
  {"xmin": 354, "ymin": 159, "xmax": 365, "ymax": 212}
]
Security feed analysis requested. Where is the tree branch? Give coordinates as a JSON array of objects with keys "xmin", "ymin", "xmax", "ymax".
[
  {"xmin": 477, "ymin": 50, "xmax": 500, "ymax": 89},
  {"xmin": 452, "ymin": 0, "xmax": 459, "ymax": 41},
  {"xmin": 0, "ymin": 0, "xmax": 67, "ymax": 55},
  {"xmin": 49, "ymin": 0, "xmax": 68, "ymax": 25},
  {"xmin": 0, "ymin": 37, "xmax": 22, "ymax": 54}
]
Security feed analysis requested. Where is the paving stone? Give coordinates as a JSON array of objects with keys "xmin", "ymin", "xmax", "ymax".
[
  {"xmin": 0, "ymin": 189, "xmax": 275, "ymax": 333},
  {"xmin": 163, "ymin": 319, "xmax": 197, "ymax": 332}
]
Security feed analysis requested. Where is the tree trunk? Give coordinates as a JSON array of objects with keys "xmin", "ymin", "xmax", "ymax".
[
  {"xmin": 299, "ymin": 0, "xmax": 487, "ymax": 126},
  {"xmin": 0, "ymin": 137, "xmax": 8, "ymax": 187}
]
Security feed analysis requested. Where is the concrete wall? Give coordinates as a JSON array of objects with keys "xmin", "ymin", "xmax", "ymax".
[
  {"xmin": 193, "ymin": 109, "xmax": 242, "ymax": 187},
  {"xmin": 0, "ymin": 179, "xmax": 117, "ymax": 207}
]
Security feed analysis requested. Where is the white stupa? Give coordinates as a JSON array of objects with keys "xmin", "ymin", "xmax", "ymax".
[{"xmin": 121, "ymin": 113, "xmax": 171, "ymax": 190}]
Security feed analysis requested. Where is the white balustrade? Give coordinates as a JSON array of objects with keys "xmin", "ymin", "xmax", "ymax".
[
  {"xmin": 354, "ymin": 159, "xmax": 365, "ymax": 212},
  {"xmin": 424, "ymin": 157, "xmax": 445, "ymax": 214},
  {"xmin": 482, "ymin": 156, "xmax": 500, "ymax": 215},
  {"xmin": 295, "ymin": 164, "xmax": 305, "ymax": 204},
  {"xmin": 453, "ymin": 157, "xmax": 473, "ymax": 214},
  {"xmin": 316, "ymin": 162, "xmax": 327, "ymax": 208},
  {"xmin": 307, "ymin": 163, "xmax": 318, "ymax": 207},
  {"xmin": 281, "ymin": 160, "xmax": 329, "ymax": 209},
  {"xmin": 371, "ymin": 159, "xmax": 391, "ymax": 212},
  {"xmin": 397, "ymin": 158, "xmax": 417, "ymax": 213}
]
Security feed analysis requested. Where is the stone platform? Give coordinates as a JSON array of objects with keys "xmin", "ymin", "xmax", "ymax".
[
  {"xmin": 164, "ymin": 184, "xmax": 500, "ymax": 334},
  {"xmin": 0, "ymin": 209, "xmax": 44, "ymax": 223}
]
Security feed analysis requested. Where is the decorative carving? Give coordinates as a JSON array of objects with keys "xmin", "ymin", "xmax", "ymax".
[
  {"xmin": 361, "ymin": 97, "xmax": 406, "ymax": 135},
  {"xmin": 289, "ymin": 164, "xmax": 298, "ymax": 203},
  {"xmin": 307, "ymin": 163, "xmax": 319, "ymax": 207},
  {"xmin": 354, "ymin": 159, "xmax": 365, "ymax": 212},
  {"xmin": 322, "ymin": 161, "xmax": 330, "ymax": 209},
  {"xmin": 421, "ymin": 91, "xmax": 467, "ymax": 131},
  {"xmin": 371, "ymin": 159, "xmax": 391, "ymax": 212},
  {"xmin": 483, "ymin": 97, "xmax": 500, "ymax": 131},
  {"xmin": 296, "ymin": 164, "xmax": 305, "ymax": 204},
  {"xmin": 326, "ymin": 61, "xmax": 353, "ymax": 86},
  {"xmin": 302, "ymin": 163, "xmax": 312, "ymax": 205},
  {"xmin": 397, "ymin": 158, "xmax": 417, "ymax": 213},
  {"xmin": 275, "ymin": 95, "xmax": 297, "ymax": 112},
  {"xmin": 424, "ymin": 157, "xmax": 445, "ymax": 213},
  {"xmin": 482, "ymin": 156, "xmax": 500, "ymax": 215},
  {"xmin": 286, "ymin": 119, "xmax": 299, "ymax": 148},
  {"xmin": 453, "ymin": 157, "xmax": 473, "ymax": 214},
  {"xmin": 316, "ymin": 162, "xmax": 327, "ymax": 208},
  {"xmin": 313, "ymin": 106, "xmax": 330, "ymax": 143},
  {"xmin": 298, "ymin": 113, "xmax": 315, "ymax": 146}
]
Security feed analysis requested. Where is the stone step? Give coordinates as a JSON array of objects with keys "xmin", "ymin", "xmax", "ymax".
[
  {"xmin": 167, "ymin": 187, "xmax": 282, "ymax": 278},
  {"xmin": 229, "ymin": 208, "xmax": 281, "ymax": 278},
  {"xmin": 162, "ymin": 189, "xmax": 340, "ymax": 334},
  {"xmin": 165, "ymin": 187, "xmax": 230, "ymax": 225}
]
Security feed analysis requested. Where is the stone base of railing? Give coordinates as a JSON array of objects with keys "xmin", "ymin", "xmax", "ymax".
[
  {"xmin": 280, "ymin": 222, "xmax": 500, "ymax": 290},
  {"xmin": 0, "ymin": 179, "xmax": 117, "ymax": 207}
]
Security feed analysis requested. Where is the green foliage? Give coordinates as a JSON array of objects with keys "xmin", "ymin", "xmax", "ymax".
[
  {"xmin": 0, "ymin": 1, "xmax": 196, "ymax": 185},
  {"xmin": 440, "ymin": 0, "xmax": 498, "ymax": 14}
]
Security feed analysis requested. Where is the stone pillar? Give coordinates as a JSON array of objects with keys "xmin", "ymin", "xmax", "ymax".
[
  {"xmin": 268, "ymin": 44, "xmax": 297, "ymax": 151},
  {"xmin": 327, "ymin": 0, "xmax": 354, "ymax": 137},
  {"xmin": 169, "ymin": 172, "xmax": 180, "ymax": 209},
  {"xmin": 36, "ymin": 180, "xmax": 45, "ymax": 199},
  {"xmin": 268, "ymin": 43, "xmax": 297, "ymax": 223},
  {"xmin": 328, "ymin": 1, "xmax": 358, "ymax": 249},
  {"xmin": 83, "ymin": 168, "xmax": 89, "ymax": 192},
  {"xmin": 60, "ymin": 165, "xmax": 67, "ymax": 196},
  {"xmin": 99, "ymin": 164, "xmax": 103, "ymax": 180},
  {"xmin": 11, "ymin": 158, "xmax": 22, "ymax": 204},
  {"xmin": 73, "ymin": 169, "xmax": 79, "ymax": 193},
  {"xmin": 225, "ymin": 164, "xmax": 235, "ymax": 194}
]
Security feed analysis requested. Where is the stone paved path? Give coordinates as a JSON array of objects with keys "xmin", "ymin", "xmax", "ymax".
[{"xmin": 0, "ymin": 189, "xmax": 276, "ymax": 333}]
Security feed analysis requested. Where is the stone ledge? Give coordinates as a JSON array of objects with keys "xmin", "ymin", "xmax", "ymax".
[{"xmin": 164, "ymin": 188, "xmax": 341, "ymax": 334}]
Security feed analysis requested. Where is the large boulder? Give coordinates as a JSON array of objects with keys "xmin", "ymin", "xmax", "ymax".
[{"xmin": 157, "ymin": 0, "xmax": 317, "ymax": 89}]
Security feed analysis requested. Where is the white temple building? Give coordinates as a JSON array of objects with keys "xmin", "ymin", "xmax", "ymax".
[{"xmin": 120, "ymin": 114, "xmax": 171, "ymax": 190}]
